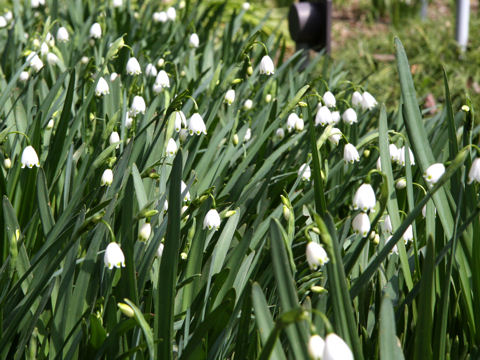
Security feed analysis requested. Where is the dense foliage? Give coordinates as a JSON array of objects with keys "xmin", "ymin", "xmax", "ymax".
[{"xmin": 1, "ymin": 1, "xmax": 479, "ymax": 359}]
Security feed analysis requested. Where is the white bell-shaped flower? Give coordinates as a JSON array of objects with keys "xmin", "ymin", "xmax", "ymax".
[
  {"xmin": 40, "ymin": 42, "xmax": 49, "ymax": 56},
  {"xmin": 328, "ymin": 127, "xmax": 342, "ymax": 146},
  {"xmin": 167, "ymin": 7, "xmax": 176, "ymax": 20},
  {"xmin": 203, "ymin": 209, "xmax": 221, "ymax": 231},
  {"xmin": 398, "ymin": 146, "xmax": 415, "ymax": 166},
  {"xmin": 21, "ymin": 146, "xmax": 40, "ymax": 168},
  {"xmin": 155, "ymin": 70, "xmax": 170, "ymax": 88},
  {"xmin": 45, "ymin": 32, "xmax": 55, "ymax": 47},
  {"xmin": 276, "ymin": 128, "xmax": 285, "ymax": 140},
  {"xmin": 113, "ymin": 0, "xmax": 123, "ymax": 8},
  {"xmin": 243, "ymin": 99, "xmax": 253, "ymax": 110},
  {"xmin": 403, "ymin": 224, "xmax": 413, "ymax": 243},
  {"xmin": 109, "ymin": 131, "xmax": 120, "ymax": 148},
  {"xmin": 242, "ymin": 2, "xmax": 251, "ymax": 10},
  {"xmin": 295, "ymin": 117, "xmax": 304, "ymax": 132},
  {"xmin": 323, "ymin": 91, "xmax": 336, "ymax": 108},
  {"xmin": 153, "ymin": 11, "xmax": 168, "ymax": 23},
  {"xmin": 298, "ymin": 163, "xmax": 311, "ymax": 181},
  {"xmin": 56, "ymin": 26, "xmax": 69, "ymax": 42},
  {"xmin": 287, "ymin": 113, "xmax": 299, "ymax": 133},
  {"xmin": 224, "ymin": 89, "xmax": 235, "ymax": 105},
  {"xmin": 138, "ymin": 223, "xmax": 152, "ymax": 241},
  {"xmin": 47, "ymin": 119, "xmax": 54, "ymax": 129},
  {"xmin": 163, "ymin": 199, "xmax": 169, "ymax": 213},
  {"xmin": 145, "ymin": 63, "xmax": 158, "ymax": 77},
  {"xmin": 89, "ymin": 22, "xmax": 102, "ymax": 39},
  {"xmin": 156, "ymin": 243, "xmax": 164, "ymax": 257},
  {"xmin": 181, "ymin": 181, "xmax": 191, "ymax": 202},
  {"xmin": 323, "ymin": 333, "xmax": 353, "ymax": 360},
  {"xmin": 110, "ymin": 72, "xmax": 119, "ymax": 82},
  {"xmin": 376, "ymin": 156, "xmax": 382, "ymax": 171},
  {"xmin": 353, "ymin": 183, "xmax": 376, "ymax": 212},
  {"xmin": 46, "ymin": 53, "xmax": 60, "ymax": 66},
  {"xmin": 19, "ymin": 71, "xmax": 29, "ymax": 82},
  {"xmin": 130, "ymin": 95, "xmax": 146, "ymax": 116},
  {"xmin": 308, "ymin": 335, "xmax": 325, "ymax": 360},
  {"xmin": 352, "ymin": 212, "xmax": 371, "ymax": 237},
  {"xmin": 244, "ymin": 128, "xmax": 252, "ymax": 142},
  {"xmin": 126, "ymin": 57, "xmax": 141, "ymax": 75},
  {"xmin": 101, "ymin": 169, "xmax": 113, "ymax": 186},
  {"xmin": 468, "ymin": 158, "xmax": 480, "ymax": 184},
  {"xmin": 342, "ymin": 108, "xmax": 357, "ymax": 125},
  {"xmin": 315, "ymin": 106, "xmax": 332, "ymax": 126},
  {"xmin": 259, "ymin": 55, "xmax": 275, "ymax": 75},
  {"xmin": 124, "ymin": 113, "xmax": 133, "ymax": 128},
  {"xmin": 104, "ymin": 242, "xmax": 125, "ymax": 269},
  {"xmin": 344, "ymin": 143, "xmax": 360, "ymax": 164},
  {"xmin": 382, "ymin": 214, "xmax": 393, "ymax": 234},
  {"xmin": 331, "ymin": 111, "xmax": 340, "ymax": 125},
  {"xmin": 95, "ymin": 77, "xmax": 110, "ymax": 97},
  {"xmin": 0, "ymin": 16, "xmax": 7, "ymax": 28},
  {"xmin": 188, "ymin": 113, "xmax": 207, "ymax": 135},
  {"xmin": 4, "ymin": 11, "xmax": 12, "ymax": 22},
  {"xmin": 166, "ymin": 138, "xmax": 178, "ymax": 156},
  {"xmin": 361, "ymin": 91, "xmax": 377, "ymax": 110},
  {"xmin": 189, "ymin": 33, "xmax": 199, "ymax": 48},
  {"xmin": 28, "ymin": 53, "xmax": 44, "ymax": 72},
  {"xmin": 424, "ymin": 163, "xmax": 445, "ymax": 186},
  {"xmin": 306, "ymin": 242, "xmax": 329, "ymax": 270},
  {"xmin": 389, "ymin": 143, "xmax": 400, "ymax": 163},
  {"xmin": 352, "ymin": 91, "xmax": 363, "ymax": 107},
  {"xmin": 396, "ymin": 178, "xmax": 407, "ymax": 189},
  {"xmin": 174, "ymin": 111, "xmax": 187, "ymax": 132}
]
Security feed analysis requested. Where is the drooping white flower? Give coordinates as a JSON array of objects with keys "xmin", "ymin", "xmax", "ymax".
[
  {"xmin": 95, "ymin": 77, "xmax": 110, "ymax": 96},
  {"xmin": 265, "ymin": 94, "xmax": 272, "ymax": 103},
  {"xmin": 130, "ymin": 95, "xmax": 146, "ymax": 116},
  {"xmin": 138, "ymin": 223, "xmax": 151, "ymax": 241},
  {"xmin": 89, "ymin": 22, "xmax": 102, "ymax": 39},
  {"xmin": 242, "ymin": 2, "xmax": 251, "ymax": 10},
  {"xmin": 352, "ymin": 91, "xmax": 363, "ymax": 107},
  {"xmin": 298, "ymin": 163, "xmax": 311, "ymax": 181},
  {"xmin": 104, "ymin": 242, "xmax": 125, "ymax": 269},
  {"xmin": 361, "ymin": 91, "xmax": 377, "ymax": 110},
  {"xmin": 0, "ymin": 16, "xmax": 6, "ymax": 28},
  {"xmin": 126, "ymin": 57, "xmax": 141, "ymax": 75},
  {"xmin": 46, "ymin": 119, "xmax": 54, "ymax": 129},
  {"xmin": 344, "ymin": 143, "xmax": 360, "ymax": 164},
  {"xmin": 315, "ymin": 106, "xmax": 332, "ymax": 126},
  {"xmin": 81, "ymin": 56, "xmax": 89, "ymax": 64},
  {"xmin": 352, "ymin": 212, "xmax": 371, "ymax": 237},
  {"xmin": 276, "ymin": 128, "xmax": 285, "ymax": 140},
  {"xmin": 468, "ymin": 158, "xmax": 480, "ymax": 184},
  {"xmin": 112, "ymin": 0, "xmax": 123, "ymax": 8},
  {"xmin": 3, "ymin": 158, "xmax": 11, "ymax": 169},
  {"xmin": 124, "ymin": 113, "xmax": 133, "ymax": 128},
  {"xmin": 323, "ymin": 333, "xmax": 353, "ymax": 360},
  {"xmin": 109, "ymin": 131, "xmax": 120, "ymax": 148},
  {"xmin": 40, "ymin": 42, "xmax": 49, "ymax": 56},
  {"xmin": 156, "ymin": 243, "xmax": 164, "ymax": 257},
  {"xmin": 244, "ymin": 128, "xmax": 252, "ymax": 142},
  {"xmin": 398, "ymin": 146, "xmax": 415, "ymax": 166},
  {"xmin": 243, "ymin": 99, "xmax": 253, "ymax": 110},
  {"xmin": 189, "ymin": 33, "xmax": 199, "ymax": 48},
  {"xmin": 181, "ymin": 181, "xmax": 190, "ymax": 202},
  {"xmin": 110, "ymin": 72, "xmax": 118, "ymax": 82},
  {"xmin": 353, "ymin": 183, "xmax": 376, "ymax": 212},
  {"xmin": 342, "ymin": 108, "xmax": 357, "ymax": 125},
  {"xmin": 4, "ymin": 11, "xmax": 12, "ymax": 22},
  {"xmin": 389, "ymin": 143, "xmax": 400, "ymax": 163},
  {"xmin": 224, "ymin": 89, "xmax": 235, "ymax": 105},
  {"xmin": 403, "ymin": 225, "xmax": 413, "ymax": 243},
  {"xmin": 306, "ymin": 242, "xmax": 329, "ymax": 270},
  {"xmin": 203, "ymin": 209, "xmax": 221, "ymax": 230},
  {"xmin": 382, "ymin": 214, "xmax": 393, "ymax": 234},
  {"xmin": 424, "ymin": 163, "xmax": 445, "ymax": 186},
  {"xmin": 153, "ymin": 70, "xmax": 170, "ymax": 93},
  {"xmin": 166, "ymin": 138, "xmax": 178, "ymax": 156},
  {"xmin": 331, "ymin": 111, "xmax": 340, "ymax": 125},
  {"xmin": 287, "ymin": 113, "xmax": 299, "ymax": 133},
  {"xmin": 19, "ymin": 71, "xmax": 29, "ymax": 82},
  {"xmin": 188, "ymin": 113, "xmax": 207, "ymax": 135},
  {"xmin": 308, "ymin": 335, "xmax": 325, "ymax": 360},
  {"xmin": 56, "ymin": 26, "xmax": 69, "ymax": 42},
  {"xmin": 31, "ymin": 0, "xmax": 44, "ymax": 8},
  {"xmin": 422, "ymin": 203, "xmax": 437, "ymax": 218},
  {"xmin": 145, "ymin": 63, "xmax": 158, "ymax": 77},
  {"xmin": 28, "ymin": 53, "xmax": 44, "ymax": 72},
  {"xmin": 295, "ymin": 117, "xmax": 304, "ymax": 132},
  {"xmin": 328, "ymin": 127, "xmax": 342, "ymax": 146},
  {"xmin": 101, "ymin": 169, "xmax": 113, "ymax": 186},
  {"xmin": 323, "ymin": 91, "xmax": 336, "ymax": 108},
  {"xmin": 167, "ymin": 7, "xmax": 176, "ymax": 20},
  {"xmin": 259, "ymin": 55, "xmax": 274, "ymax": 75},
  {"xmin": 153, "ymin": 11, "xmax": 168, "ymax": 23},
  {"xmin": 174, "ymin": 111, "xmax": 187, "ymax": 132},
  {"xmin": 163, "ymin": 199, "xmax": 169, "ymax": 213},
  {"xmin": 45, "ymin": 32, "xmax": 55, "ymax": 47},
  {"xmin": 21, "ymin": 146, "xmax": 40, "ymax": 168},
  {"xmin": 46, "ymin": 52, "xmax": 59, "ymax": 66},
  {"xmin": 396, "ymin": 178, "xmax": 407, "ymax": 189}
]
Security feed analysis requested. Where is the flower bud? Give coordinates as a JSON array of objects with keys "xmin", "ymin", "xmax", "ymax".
[
  {"xmin": 265, "ymin": 94, "xmax": 272, "ymax": 103},
  {"xmin": 224, "ymin": 210, "xmax": 236, "ymax": 218},
  {"xmin": 189, "ymin": 33, "xmax": 199, "ymax": 48},
  {"xmin": 138, "ymin": 222, "xmax": 152, "ymax": 241},
  {"xmin": 396, "ymin": 178, "xmax": 407, "ymax": 189},
  {"xmin": 243, "ymin": 99, "xmax": 253, "ymax": 110},
  {"xmin": 282, "ymin": 205, "xmax": 290, "ymax": 221},
  {"xmin": 233, "ymin": 134, "xmax": 239, "ymax": 145},
  {"xmin": 117, "ymin": 302, "xmax": 134, "ymax": 317},
  {"xmin": 298, "ymin": 163, "xmax": 311, "ymax": 181},
  {"xmin": 46, "ymin": 119, "xmax": 54, "ymax": 129},
  {"xmin": 4, "ymin": 158, "xmax": 12, "ymax": 169},
  {"xmin": 101, "ymin": 169, "xmax": 113, "ymax": 186}
]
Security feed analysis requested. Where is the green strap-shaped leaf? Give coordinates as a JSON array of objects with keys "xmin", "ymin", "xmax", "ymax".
[
  {"xmin": 36, "ymin": 168, "xmax": 55, "ymax": 236},
  {"xmin": 379, "ymin": 297, "xmax": 404, "ymax": 360}
]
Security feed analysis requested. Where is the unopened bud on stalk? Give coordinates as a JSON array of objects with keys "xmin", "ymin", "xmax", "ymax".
[
  {"xmin": 282, "ymin": 205, "xmax": 290, "ymax": 221},
  {"xmin": 233, "ymin": 134, "xmax": 239, "ymax": 145},
  {"xmin": 265, "ymin": 94, "xmax": 272, "ymax": 103},
  {"xmin": 180, "ymin": 252, "xmax": 188, "ymax": 260},
  {"xmin": 232, "ymin": 78, "xmax": 242, "ymax": 84},
  {"xmin": 138, "ymin": 209, "xmax": 158, "ymax": 219},
  {"xmin": 247, "ymin": 66, "xmax": 253, "ymax": 75},
  {"xmin": 298, "ymin": 101, "xmax": 307, "ymax": 107},
  {"xmin": 224, "ymin": 210, "xmax": 236, "ymax": 218},
  {"xmin": 310, "ymin": 285, "xmax": 326, "ymax": 293},
  {"xmin": 117, "ymin": 303, "xmax": 134, "ymax": 318},
  {"xmin": 4, "ymin": 158, "xmax": 12, "ymax": 169}
]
